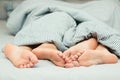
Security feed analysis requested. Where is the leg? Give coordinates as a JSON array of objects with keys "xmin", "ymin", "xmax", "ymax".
[
  {"xmin": 77, "ymin": 45, "xmax": 118, "ymax": 66},
  {"xmin": 32, "ymin": 42, "xmax": 66, "ymax": 67},
  {"xmin": 4, "ymin": 44, "xmax": 38, "ymax": 68},
  {"xmin": 64, "ymin": 38, "xmax": 98, "ymax": 68}
]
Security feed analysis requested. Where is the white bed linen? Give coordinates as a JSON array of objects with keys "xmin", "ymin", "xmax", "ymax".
[{"xmin": 0, "ymin": 20, "xmax": 120, "ymax": 80}]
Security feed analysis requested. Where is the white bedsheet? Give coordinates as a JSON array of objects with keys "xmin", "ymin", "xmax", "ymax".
[{"xmin": 0, "ymin": 20, "xmax": 120, "ymax": 80}]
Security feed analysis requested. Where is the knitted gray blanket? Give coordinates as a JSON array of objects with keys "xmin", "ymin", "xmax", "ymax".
[{"xmin": 7, "ymin": 0, "xmax": 120, "ymax": 57}]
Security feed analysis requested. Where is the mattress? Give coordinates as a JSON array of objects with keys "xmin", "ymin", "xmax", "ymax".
[{"xmin": 0, "ymin": 20, "xmax": 120, "ymax": 80}]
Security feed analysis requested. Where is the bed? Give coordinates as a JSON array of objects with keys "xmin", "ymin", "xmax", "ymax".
[{"xmin": 0, "ymin": 0, "xmax": 120, "ymax": 80}]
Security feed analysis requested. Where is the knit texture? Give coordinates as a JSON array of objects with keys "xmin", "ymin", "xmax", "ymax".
[{"xmin": 7, "ymin": 0, "xmax": 120, "ymax": 57}]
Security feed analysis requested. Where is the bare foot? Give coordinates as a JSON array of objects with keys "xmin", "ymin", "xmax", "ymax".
[
  {"xmin": 64, "ymin": 38, "xmax": 98, "ymax": 68},
  {"xmin": 4, "ymin": 44, "xmax": 38, "ymax": 68},
  {"xmin": 32, "ymin": 43, "xmax": 66, "ymax": 67},
  {"xmin": 64, "ymin": 38, "xmax": 98, "ymax": 58},
  {"xmin": 64, "ymin": 52, "xmax": 82, "ymax": 68},
  {"xmin": 77, "ymin": 49, "xmax": 118, "ymax": 66}
]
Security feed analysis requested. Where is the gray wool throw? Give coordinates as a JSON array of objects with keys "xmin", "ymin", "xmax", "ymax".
[{"xmin": 7, "ymin": 0, "xmax": 120, "ymax": 57}]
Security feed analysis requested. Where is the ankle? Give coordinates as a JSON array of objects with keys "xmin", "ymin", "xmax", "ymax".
[
  {"xmin": 86, "ymin": 38, "xmax": 98, "ymax": 49},
  {"xmin": 40, "ymin": 42, "xmax": 57, "ymax": 49},
  {"xmin": 20, "ymin": 46, "xmax": 32, "ymax": 51}
]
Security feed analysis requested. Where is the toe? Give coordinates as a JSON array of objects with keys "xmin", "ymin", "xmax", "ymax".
[
  {"xmin": 73, "ymin": 61, "xmax": 80, "ymax": 67},
  {"xmin": 29, "ymin": 53, "xmax": 38, "ymax": 64},
  {"xmin": 29, "ymin": 62, "xmax": 34, "ymax": 67},
  {"xmin": 26, "ymin": 64, "xmax": 30, "ymax": 68},
  {"xmin": 64, "ymin": 62, "xmax": 74, "ymax": 68},
  {"xmin": 23, "ymin": 64, "xmax": 27, "ymax": 68},
  {"xmin": 19, "ymin": 64, "xmax": 24, "ymax": 68},
  {"xmin": 64, "ymin": 50, "xmax": 71, "ymax": 57},
  {"xmin": 65, "ymin": 57, "xmax": 72, "ymax": 63}
]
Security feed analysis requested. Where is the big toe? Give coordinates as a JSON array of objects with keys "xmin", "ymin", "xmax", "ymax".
[
  {"xmin": 51, "ymin": 51, "xmax": 65, "ymax": 67},
  {"xmin": 29, "ymin": 53, "xmax": 38, "ymax": 64},
  {"xmin": 53, "ymin": 60, "xmax": 65, "ymax": 67}
]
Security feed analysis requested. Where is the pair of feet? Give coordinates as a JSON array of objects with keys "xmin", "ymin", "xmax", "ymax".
[
  {"xmin": 4, "ymin": 43, "xmax": 66, "ymax": 68},
  {"xmin": 63, "ymin": 42, "xmax": 118, "ymax": 68},
  {"xmin": 4, "ymin": 42, "xmax": 118, "ymax": 68}
]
